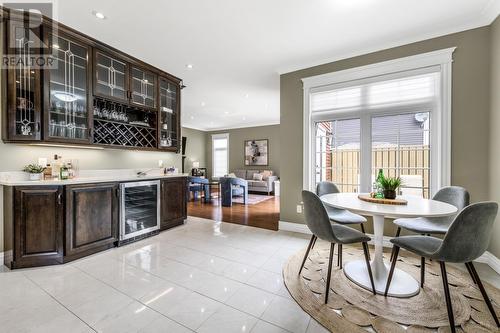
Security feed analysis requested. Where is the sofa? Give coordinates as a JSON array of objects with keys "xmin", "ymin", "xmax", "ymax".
[{"xmin": 231, "ymin": 169, "xmax": 278, "ymax": 195}]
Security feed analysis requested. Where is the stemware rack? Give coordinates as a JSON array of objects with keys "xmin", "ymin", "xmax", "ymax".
[{"xmin": 92, "ymin": 98, "xmax": 158, "ymax": 148}]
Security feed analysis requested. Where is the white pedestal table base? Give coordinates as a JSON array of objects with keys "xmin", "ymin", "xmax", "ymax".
[{"xmin": 343, "ymin": 215, "xmax": 420, "ymax": 298}]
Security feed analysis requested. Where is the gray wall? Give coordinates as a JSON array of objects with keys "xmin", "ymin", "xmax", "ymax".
[
  {"xmin": 489, "ymin": 16, "xmax": 500, "ymax": 259},
  {"xmin": 280, "ymin": 26, "xmax": 495, "ymax": 254},
  {"xmin": 0, "ymin": 126, "xmax": 206, "ymax": 251},
  {"xmin": 206, "ymin": 125, "xmax": 280, "ymax": 178}
]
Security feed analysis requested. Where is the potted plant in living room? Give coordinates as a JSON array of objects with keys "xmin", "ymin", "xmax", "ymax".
[
  {"xmin": 379, "ymin": 176, "xmax": 402, "ymax": 199},
  {"xmin": 23, "ymin": 164, "xmax": 46, "ymax": 181}
]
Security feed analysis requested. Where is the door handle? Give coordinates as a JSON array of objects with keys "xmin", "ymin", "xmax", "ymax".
[
  {"xmin": 57, "ymin": 193, "xmax": 62, "ymax": 205},
  {"xmin": 35, "ymin": 122, "xmax": 40, "ymax": 133}
]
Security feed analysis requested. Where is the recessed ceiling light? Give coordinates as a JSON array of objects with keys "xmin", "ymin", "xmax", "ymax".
[
  {"xmin": 244, "ymin": 93, "xmax": 249, "ymax": 98},
  {"xmin": 201, "ymin": 102, "xmax": 206, "ymax": 107},
  {"xmin": 242, "ymin": 117, "xmax": 246, "ymax": 120},
  {"xmin": 186, "ymin": 64, "xmax": 193, "ymax": 70},
  {"xmin": 190, "ymin": 115, "xmax": 194, "ymax": 120},
  {"xmin": 93, "ymin": 11, "xmax": 106, "ymax": 19},
  {"xmin": 224, "ymin": 111, "xmax": 229, "ymax": 115}
]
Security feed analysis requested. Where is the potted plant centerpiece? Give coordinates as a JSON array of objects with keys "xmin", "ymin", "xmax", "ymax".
[
  {"xmin": 379, "ymin": 176, "xmax": 402, "ymax": 200},
  {"xmin": 23, "ymin": 164, "xmax": 46, "ymax": 181}
]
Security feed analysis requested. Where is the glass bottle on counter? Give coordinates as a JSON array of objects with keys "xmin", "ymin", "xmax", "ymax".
[
  {"xmin": 52, "ymin": 155, "xmax": 62, "ymax": 179},
  {"xmin": 60, "ymin": 163, "xmax": 69, "ymax": 180}
]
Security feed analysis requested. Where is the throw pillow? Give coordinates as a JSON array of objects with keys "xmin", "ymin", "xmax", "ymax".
[
  {"xmin": 253, "ymin": 173, "xmax": 264, "ymax": 181},
  {"xmin": 227, "ymin": 173, "xmax": 237, "ymax": 178},
  {"xmin": 260, "ymin": 170, "xmax": 273, "ymax": 180}
]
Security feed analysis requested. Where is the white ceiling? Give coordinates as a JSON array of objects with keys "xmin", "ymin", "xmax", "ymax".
[{"xmin": 56, "ymin": 0, "xmax": 499, "ymax": 131}]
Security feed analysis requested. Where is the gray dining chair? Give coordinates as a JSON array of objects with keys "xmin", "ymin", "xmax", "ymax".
[
  {"xmin": 315, "ymin": 181, "xmax": 369, "ymax": 268},
  {"xmin": 389, "ymin": 186, "xmax": 470, "ymax": 286},
  {"xmin": 299, "ymin": 190, "xmax": 376, "ymax": 303},
  {"xmin": 384, "ymin": 202, "xmax": 499, "ymax": 333}
]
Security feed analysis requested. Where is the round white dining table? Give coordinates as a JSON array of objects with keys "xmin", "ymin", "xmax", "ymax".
[{"xmin": 320, "ymin": 193, "xmax": 458, "ymax": 298}]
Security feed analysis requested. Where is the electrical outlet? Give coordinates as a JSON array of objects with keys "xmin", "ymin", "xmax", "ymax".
[
  {"xmin": 158, "ymin": 160, "xmax": 164, "ymax": 167},
  {"xmin": 297, "ymin": 204, "xmax": 302, "ymax": 214}
]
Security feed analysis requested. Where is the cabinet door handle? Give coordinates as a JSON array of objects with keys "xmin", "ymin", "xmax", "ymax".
[
  {"xmin": 35, "ymin": 122, "xmax": 40, "ymax": 133},
  {"xmin": 57, "ymin": 193, "xmax": 62, "ymax": 205}
]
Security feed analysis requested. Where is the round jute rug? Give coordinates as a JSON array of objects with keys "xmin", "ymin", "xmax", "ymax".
[{"xmin": 283, "ymin": 241, "xmax": 500, "ymax": 333}]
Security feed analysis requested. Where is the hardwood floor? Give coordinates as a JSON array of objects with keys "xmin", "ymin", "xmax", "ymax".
[{"xmin": 187, "ymin": 195, "xmax": 280, "ymax": 230}]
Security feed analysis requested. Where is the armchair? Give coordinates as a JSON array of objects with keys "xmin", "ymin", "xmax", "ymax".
[
  {"xmin": 220, "ymin": 177, "xmax": 248, "ymax": 207},
  {"xmin": 187, "ymin": 176, "xmax": 210, "ymax": 203}
]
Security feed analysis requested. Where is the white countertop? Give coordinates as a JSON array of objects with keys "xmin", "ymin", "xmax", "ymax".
[{"xmin": 0, "ymin": 169, "xmax": 188, "ymax": 186}]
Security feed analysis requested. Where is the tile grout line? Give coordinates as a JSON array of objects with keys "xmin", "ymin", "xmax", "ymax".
[
  {"xmin": 21, "ymin": 271, "xmax": 99, "ymax": 333},
  {"xmin": 70, "ymin": 265, "xmax": 197, "ymax": 332},
  {"xmin": 73, "ymin": 258, "xmax": 297, "ymax": 333}
]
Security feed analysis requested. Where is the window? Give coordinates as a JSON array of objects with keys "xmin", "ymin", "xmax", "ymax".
[
  {"xmin": 212, "ymin": 133, "xmax": 229, "ymax": 178},
  {"xmin": 303, "ymin": 48, "xmax": 455, "ymax": 197},
  {"xmin": 315, "ymin": 118, "xmax": 361, "ymax": 192},
  {"xmin": 371, "ymin": 112, "xmax": 430, "ymax": 198}
]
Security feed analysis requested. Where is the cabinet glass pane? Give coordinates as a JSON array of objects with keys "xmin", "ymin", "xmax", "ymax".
[
  {"xmin": 95, "ymin": 52, "xmax": 127, "ymax": 100},
  {"xmin": 48, "ymin": 34, "xmax": 89, "ymax": 140},
  {"xmin": 13, "ymin": 25, "xmax": 39, "ymax": 138},
  {"xmin": 131, "ymin": 68, "xmax": 155, "ymax": 108},
  {"xmin": 159, "ymin": 79, "xmax": 177, "ymax": 148},
  {"xmin": 123, "ymin": 185, "xmax": 158, "ymax": 236}
]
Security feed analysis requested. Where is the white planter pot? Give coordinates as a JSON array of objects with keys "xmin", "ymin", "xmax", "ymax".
[{"xmin": 29, "ymin": 173, "xmax": 43, "ymax": 181}]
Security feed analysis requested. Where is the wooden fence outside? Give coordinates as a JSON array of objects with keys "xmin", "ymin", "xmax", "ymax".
[{"xmin": 320, "ymin": 145, "xmax": 430, "ymax": 197}]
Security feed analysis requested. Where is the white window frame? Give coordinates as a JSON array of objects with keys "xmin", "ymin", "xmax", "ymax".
[
  {"xmin": 302, "ymin": 48, "xmax": 455, "ymax": 195},
  {"xmin": 212, "ymin": 133, "xmax": 229, "ymax": 178}
]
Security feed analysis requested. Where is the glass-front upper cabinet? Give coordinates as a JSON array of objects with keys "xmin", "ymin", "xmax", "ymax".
[
  {"xmin": 44, "ymin": 32, "xmax": 91, "ymax": 142},
  {"xmin": 5, "ymin": 14, "xmax": 43, "ymax": 141},
  {"xmin": 94, "ymin": 50, "xmax": 129, "ymax": 102},
  {"xmin": 130, "ymin": 66, "xmax": 156, "ymax": 108},
  {"xmin": 158, "ymin": 77, "xmax": 179, "ymax": 150}
]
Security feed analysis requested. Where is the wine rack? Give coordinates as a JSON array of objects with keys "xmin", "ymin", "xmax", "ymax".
[
  {"xmin": 92, "ymin": 98, "xmax": 157, "ymax": 148},
  {"xmin": 93, "ymin": 119, "xmax": 157, "ymax": 148}
]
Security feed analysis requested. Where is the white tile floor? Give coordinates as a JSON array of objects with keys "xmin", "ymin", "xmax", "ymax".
[{"xmin": 1, "ymin": 216, "xmax": 498, "ymax": 333}]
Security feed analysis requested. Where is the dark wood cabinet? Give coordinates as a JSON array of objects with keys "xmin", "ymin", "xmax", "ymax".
[
  {"xmin": 158, "ymin": 77, "xmax": 180, "ymax": 152},
  {"xmin": 2, "ymin": 11, "xmax": 183, "ymax": 151},
  {"xmin": 93, "ymin": 49, "xmax": 130, "ymax": 103},
  {"xmin": 3, "ymin": 177, "xmax": 187, "ymax": 269},
  {"xmin": 161, "ymin": 177, "xmax": 187, "ymax": 230},
  {"xmin": 43, "ymin": 29, "xmax": 93, "ymax": 143},
  {"xmin": 130, "ymin": 66, "xmax": 157, "ymax": 109},
  {"xmin": 4, "ymin": 13, "xmax": 43, "ymax": 141},
  {"xmin": 65, "ymin": 183, "xmax": 118, "ymax": 260},
  {"xmin": 4, "ymin": 186, "xmax": 64, "ymax": 269}
]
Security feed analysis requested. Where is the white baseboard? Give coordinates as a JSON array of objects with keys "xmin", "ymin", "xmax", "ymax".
[{"xmin": 278, "ymin": 220, "xmax": 500, "ymax": 275}]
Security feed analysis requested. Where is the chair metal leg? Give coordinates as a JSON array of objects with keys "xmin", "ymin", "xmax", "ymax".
[
  {"xmin": 464, "ymin": 262, "xmax": 477, "ymax": 285},
  {"xmin": 311, "ymin": 235, "xmax": 317, "ymax": 249},
  {"xmin": 337, "ymin": 244, "xmax": 343, "ymax": 268},
  {"xmin": 325, "ymin": 243, "xmax": 335, "ymax": 304},
  {"xmin": 384, "ymin": 246, "xmax": 399, "ymax": 296},
  {"xmin": 439, "ymin": 261, "xmax": 456, "ymax": 333},
  {"xmin": 420, "ymin": 257, "xmax": 425, "ymax": 288},
  {"xmin": 467, "ymin": 262, "xmax": 500, "ymax": 327},
  {"xmin": 299, "ymin": 235, "xmax": 316, "ymax": 275},
  {"xmin": 362, "ymin": 242, "xmax": 376, "ymax": 295},
  {"xmin": 389, "ymin": 227, "xmax": 401, "ymax": 262}
]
